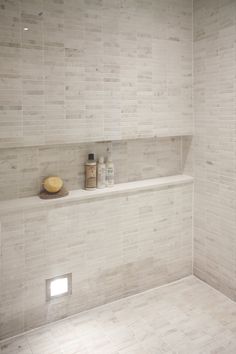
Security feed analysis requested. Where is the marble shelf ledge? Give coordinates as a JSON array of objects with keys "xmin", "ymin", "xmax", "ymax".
[{"xmin": 0, "ymin": 175, "xmax": 193, "ymax": 215}]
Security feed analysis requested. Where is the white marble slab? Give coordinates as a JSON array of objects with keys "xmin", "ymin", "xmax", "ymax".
[{"xmin": 0, "ymin": 175, "xmax": 193, "ymax": 215}]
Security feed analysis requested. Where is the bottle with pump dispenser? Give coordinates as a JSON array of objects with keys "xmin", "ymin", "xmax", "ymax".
[
  {"xmin": 97, "ymin": 156, "xmax": 106, "ymax": 189},
  {"xmin": 106, "ymin": 151, "xmax": 114, "ymax": 187},
  {"xmin": 85, "ymin": 153, "xmax": 97, "ymax": 191}
]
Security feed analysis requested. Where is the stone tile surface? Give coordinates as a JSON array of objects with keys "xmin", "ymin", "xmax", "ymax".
[
  {"xmin": 0, "ymin": 0, "xmax": 193, "ymax": 148},
  {"xmin": 0, "ymin": 183, "xmax": 193, "ymax": 340},
  {"xmin": 1, "ymin": 276, "xmax": 236, "ymax": 354},
  {"xmin": 193, "ymin": 0, "xmax": 236, "ymax": 300}
]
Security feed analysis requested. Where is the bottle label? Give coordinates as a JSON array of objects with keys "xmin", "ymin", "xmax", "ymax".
[
  {"xmin": 85, "ymin": 165, "xmax": 96, "ymax": 188},
  {"xmin": 106, "ymin": 167, "xmax": 114, "ymax": 186}
]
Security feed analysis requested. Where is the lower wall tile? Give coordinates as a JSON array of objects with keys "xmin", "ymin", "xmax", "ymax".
[{"xmin": 0, "ymin": 183, "xmax": 193, "ymax": 340}]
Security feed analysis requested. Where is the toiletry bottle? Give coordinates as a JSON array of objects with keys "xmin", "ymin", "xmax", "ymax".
[
  {"xmin": 85, "ymin": 153, "xmax": 97, "ymax": 191},
  {"xmin": 106, "ymin": 152, "xmax": 114, "ymax": 187},
  {"xmin": 97, "ymin": 156, "xmax": 106, "ymax": 189}
]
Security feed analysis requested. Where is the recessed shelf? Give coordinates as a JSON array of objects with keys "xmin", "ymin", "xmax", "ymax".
[{"xmin": 0, "ymin": 175, "xmax": 193, "ymax": 215}]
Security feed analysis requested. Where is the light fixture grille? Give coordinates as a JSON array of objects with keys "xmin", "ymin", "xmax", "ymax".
[{"xmin": 46, "ymin": 273, "xmax": 72, "ymax": 301}]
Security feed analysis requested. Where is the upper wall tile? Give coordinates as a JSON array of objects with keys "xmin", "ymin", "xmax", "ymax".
[{"xmin": 0, "ymin": 0, "xmax": 193, "ymax": 148}]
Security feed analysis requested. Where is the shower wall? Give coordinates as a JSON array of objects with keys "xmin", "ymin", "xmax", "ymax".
[
  {"xmin": 0, "ymin": 0, "xmax": 194, "ymax": 340},
  {"xmin": 0, "ymin": 182, "xmax": 193, "ymax": 339},
  {"xmin": 1, "ymin": 0, "xmax": 236, "ymax": 341},
  {"xmin": 0, "ymin": 0, "xmax": 192, "ymax": 148},
  {"xmin": 194, "ymin": 0, "xmax": 236, "ymax": 300}
]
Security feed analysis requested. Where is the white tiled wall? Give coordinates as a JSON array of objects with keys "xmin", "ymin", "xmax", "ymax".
[
  {"xmin": 0, "ymin": 0, "xmax": 236, "ymax": 344},
  {"xmin": 0, "ymin": 0, "xmax": 193, "ymax": 148},
  {"xmin": 193, "ymin": 0, "xmax": 236, "ymax": 300},
  {"xmin": 0, "ymin": 183, "xmax": 193, "ymax": 340},
  {"xmin": 0, "ymin": 0, "xmax": 196, "ymax": 342}
]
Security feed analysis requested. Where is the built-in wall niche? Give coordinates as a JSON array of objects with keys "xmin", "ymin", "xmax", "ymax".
[
  {"xmin": 0, "ymin": 137, "xmax": 186, "ymax": 201},
  {"xmin": 0, "ymin": 0, "xmax": 192, "ymax": 149}
]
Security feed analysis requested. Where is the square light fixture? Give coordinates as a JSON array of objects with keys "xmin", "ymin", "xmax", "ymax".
[{"xmin": 46, "ymin": 273, "xmax": 72, "ymax": 301}]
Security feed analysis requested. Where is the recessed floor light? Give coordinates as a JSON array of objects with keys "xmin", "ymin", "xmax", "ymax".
[
  {"xmin": 24, "ymin": 27, "xmax": 29, "ymax": 31},
  {"xmin": 46, "ymin": 273, "xmax": 72, "ymax": 301}
]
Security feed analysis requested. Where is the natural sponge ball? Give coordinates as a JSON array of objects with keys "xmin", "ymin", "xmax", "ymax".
[{"xmin": 43, "ymin": 176, "xmax": 63, "ymax": 193}]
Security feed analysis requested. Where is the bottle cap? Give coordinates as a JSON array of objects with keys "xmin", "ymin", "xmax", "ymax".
[
  {"xmin": 99, "ymin": 156, "xmax": 104, "ymax": 163},
  {"xmin": 88, "ymin": 153, "xmax": 95, "ymax": 160}
]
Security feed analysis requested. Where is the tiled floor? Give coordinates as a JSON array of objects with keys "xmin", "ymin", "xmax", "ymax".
[{"xmin": 1, "ymin": 276, "xmax": 236, "ymax": 354}]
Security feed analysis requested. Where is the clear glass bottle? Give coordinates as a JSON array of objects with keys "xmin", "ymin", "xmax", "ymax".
[
  {"xmin": 97, "ymin": 156, "xmax": 106, "ymax": 189},
  {"xmin": 106, "ymin": 153, "xmax": 114, "ymax": 187}
]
